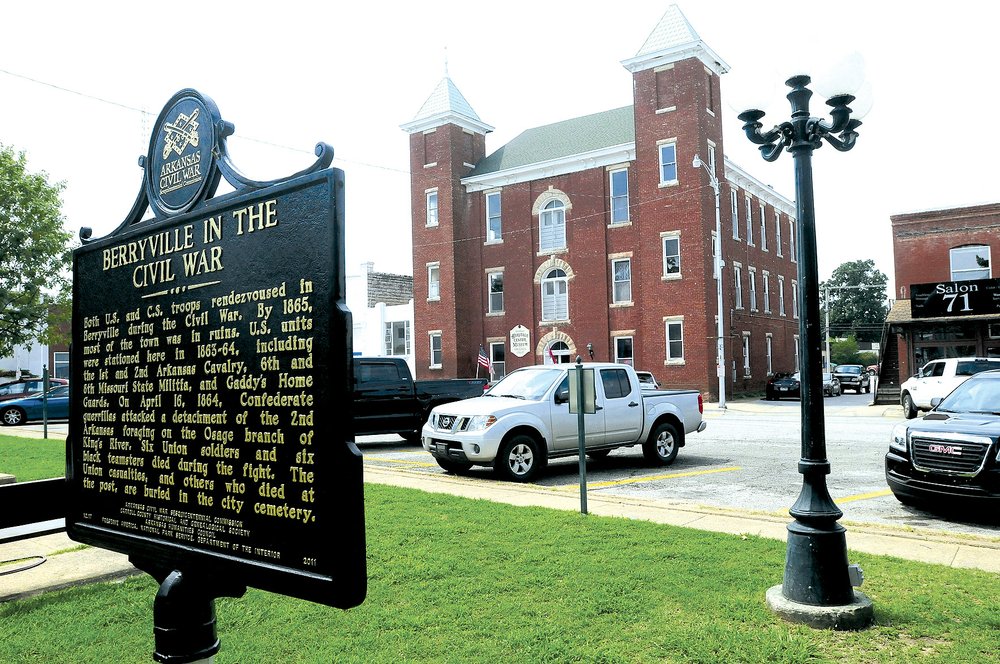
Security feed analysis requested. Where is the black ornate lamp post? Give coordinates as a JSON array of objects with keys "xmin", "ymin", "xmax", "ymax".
[{"xmin": 738, "ymin": 74, "xmax": 873, "ymax": 628}]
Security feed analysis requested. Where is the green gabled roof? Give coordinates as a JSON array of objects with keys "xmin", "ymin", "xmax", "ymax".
[{"xmin": 468, "ymin": 106, "xmax": 635, "ymax": 177}]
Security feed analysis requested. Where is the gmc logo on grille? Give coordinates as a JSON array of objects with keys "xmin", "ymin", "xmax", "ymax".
[{"xmin": 927, "ymin": 443, "xmax": 962, "ymax": 456}]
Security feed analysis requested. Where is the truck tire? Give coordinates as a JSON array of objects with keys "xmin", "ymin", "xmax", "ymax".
[
  {"xmin": 495, "ymin": 434, "xmax": 545, "ymax": 482},
  {"xmin": 643, "ymin": 422, "xmax": 679, "ymax": 465},
  {"xmin": 436, "ymin": 458, "xmax": 473, "ymax": 475},
  {"xmin": 901, "ymin": 393, "xmax": 918, "ymax": 419}
]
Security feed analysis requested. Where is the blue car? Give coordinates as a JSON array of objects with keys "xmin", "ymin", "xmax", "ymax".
[{"xmin": 0, "ymin": 385, "xmax": 70, "ymax": 426}]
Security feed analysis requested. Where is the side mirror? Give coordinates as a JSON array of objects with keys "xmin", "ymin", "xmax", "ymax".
[
  {"xmin": 555, "ymin": 389, "xmax": 569, "ymax": 405},
  {"xmin": 930, "ymin": 397, "xmax": 942, "ymax": 409}
]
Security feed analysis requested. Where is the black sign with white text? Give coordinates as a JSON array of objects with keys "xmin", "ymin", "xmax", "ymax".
[{"xmin": 910, "ymin": 278, "xmax": 1000, "ymax": 319}]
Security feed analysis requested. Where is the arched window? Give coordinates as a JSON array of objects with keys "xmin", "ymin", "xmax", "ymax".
[
  {"xmin": 545, "ymin": 341, "xmax": 571, "ymax": 364},
  {"xmin": 539, "ymin": 200, "xmax": 566, "ymax": 252},
  {"xmin": 541, "ymin": 268, "xmax": 568, "ymax": 321}
]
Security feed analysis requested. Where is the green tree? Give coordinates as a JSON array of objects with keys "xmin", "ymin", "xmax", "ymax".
[
  {"xmin": 0, "ymin": 144, "xmax": 73, "ymax": 358},
  {"xmin": 820, "ymin": 259, "xmax": 889, "ymax": 344},
  {"xmin": 830, "ymin": 336, "xmax": 861, "ymax": 366}
]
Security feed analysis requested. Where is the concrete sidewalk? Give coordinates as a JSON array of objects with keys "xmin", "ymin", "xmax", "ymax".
[{"xmin": 2, "ymin": 461, "xmax": 997, "ymax": 604}]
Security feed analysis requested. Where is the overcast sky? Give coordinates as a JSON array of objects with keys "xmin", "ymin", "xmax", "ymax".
[{"xmin": 2, "ymin": 2, "xmax": 996, "ymax": 297}]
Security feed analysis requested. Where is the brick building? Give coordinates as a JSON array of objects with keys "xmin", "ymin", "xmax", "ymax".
[
  {"xmin": 876, "ymin": 202, "xmax": 1000, "ymax": 403},
  {"xmin": 400, "ymin": 6, "xmax": 799, "ymax": 399}
]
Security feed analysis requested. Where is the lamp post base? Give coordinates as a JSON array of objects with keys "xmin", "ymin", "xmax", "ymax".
[{"xmin": 766, "ymin": 585, "xmax": 873, "ymax": 630}]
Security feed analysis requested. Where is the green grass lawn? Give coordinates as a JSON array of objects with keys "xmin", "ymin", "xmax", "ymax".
[
  {"xmin": 0, "ymin": 433, "xmax": 65, "ymax": 481},
  {"xmin": 1, "ymin": 483, "xmax": 998, "ymax": 663}
]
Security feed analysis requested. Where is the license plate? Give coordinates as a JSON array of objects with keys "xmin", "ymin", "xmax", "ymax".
[
  {"xmin": 779, "ymin": 387, "xmax": 787, "ymax": 391},
  {"xmin": 436, "ymin": 442, "xmax": 448, "ymax": 455}
]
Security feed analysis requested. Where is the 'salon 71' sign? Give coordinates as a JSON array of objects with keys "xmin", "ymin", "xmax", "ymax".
[{"xmin": 910, "ymin": 278, "xmax": 1000, "ymax": 318}]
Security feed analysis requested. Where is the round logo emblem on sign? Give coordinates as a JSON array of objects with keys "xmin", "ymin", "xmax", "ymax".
[{"xmin": 146, "ymin": 89, "xmax": 219, "ymax": 217}]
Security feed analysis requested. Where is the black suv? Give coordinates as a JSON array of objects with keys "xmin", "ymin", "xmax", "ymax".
[
  {"xmin": 833, "ymin": 364, "xmax": 870, "ymax": 393},
  {"xmin": 886, "ymin": 369, "xmax": 1000, "ymax": 507}
]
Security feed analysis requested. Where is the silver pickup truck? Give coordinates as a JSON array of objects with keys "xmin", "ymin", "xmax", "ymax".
[{"xmin": 421, "ymin": 362, "xmax": 706, "ymax": 481}]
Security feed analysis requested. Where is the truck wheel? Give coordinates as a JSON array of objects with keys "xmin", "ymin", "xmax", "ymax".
[
  {"xmin": 901, "ymin": 393, "xmax": 918, "ymax": 419},
  {"xmin": 1, "ymin": 407, "xmax": 25, "ymax": 426},
  {"xmin": 496, "ymin": 434, "xmax": 545, "ymax": 482},
  {"xmin": 643, "ymin": 422, "xmax": 679, "ymax": 465},
  {"xmin": 436, "ymin": 458, "xmax": 473, "ymax": 475}
]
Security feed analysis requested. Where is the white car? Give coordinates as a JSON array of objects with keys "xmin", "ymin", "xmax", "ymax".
[
  {"xmin": 635, "ymin": 371, "xmax": 660, "ymax": 390},
  {"xmin": 900, "ymin": 357, "xmax": 1000, "ymax": 419}
]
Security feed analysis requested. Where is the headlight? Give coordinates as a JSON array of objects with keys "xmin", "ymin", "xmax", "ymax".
[
  {"xmin": 889, "ymin": 423, "xmax": 908, "ymax": 453},
  {"xmin": 465, "ymin": 415, "xmax": 497, "ymax": 431}
]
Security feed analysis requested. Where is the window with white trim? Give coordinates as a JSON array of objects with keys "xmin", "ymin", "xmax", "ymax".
[
  {"xmin": 665, "ymin": 317, "xmax": 684, "ymax": 363},
  {"xmin": 734, "ymin": 263, "xmax": 744, "ymax": 309},
  {"xmin": 615, "ymin": 336, "xmax": 634, "ymax": 366},
  {"xmin": 766, "ymin": 334, "xmax": 773, "ymax": 375},
  {"xmin": 707, "ymin": 143, "xmax": 717, "ymax": 176},
  {"xmin": 749, "ymin": 268, "xmax": 758, "ymax": 312},
  {"xmin": 658, "ymin": 142, "xmax": 678, "ymax": 185},
  {"xmin": 610, "ymin": 168, "xmax": 629, "ymax": 223},
  {"xmin": 662, "ymin": 232, "xmax": 681, "ymax": 278},
  {"xmin": 612, "ymin": 258, "xmax": 632, "ymax": 304},
  {"xmin": 794, "ymin": 334, "xmax": 800, "ymax": 372},
  {"xmin": 539, "ymin": 199, "xmax": 566, "ymax": 252},
  {"xmin": 429, "ymin": 332, "xmax": 442, "ymax": 368},
  {"xmin": 427, "ymin": 262, "xmax": 440, "ymax": 300},
  {"xmin": 792, "ymin": 281, "xmax": 799, "ymax": 318},
  {"xmin": 760, "ymin": 203, "xmax": 768, "ymax": 252},
  {"xmin": 778, "ymin": 275, "xmax": 786, "ymax": 316},
  {"xmin": 950, "ymin": 245, "xmax": 991, "ymax": 281},
  {"xmin": 730, "ymin": 188, "xmax": 740, "ymax": 240},
  {"xmin": 745, "ymin": 197, "xmax": 753, "ymax": 245},
  {"xmin": 486, "ymin": 191, "xmax": 501, "ymax": 242},
  {"xmin": 384, "ymin": 321, "xmax": 411, "ymax": 356},
  {"xmin": 54, "ymin": 351, "xmax": 69, "ymax": 379},
  {"xmin": 541, "ymin": 268, "xmax": 568, "ymax": 321},
  {"xmin": 775, "ymin": 212, "xmax": 783, "ymax": 257},
  {"xmin": 742, "ymin": 332, "xmax": 751, "ymax": 377},
  {"xmin": 490, "ymin": 341, "xmax": 506, "ymax": 378},
  {"xmin": 789, "ymin": 218, "xmax": 796, "ymax": 262},
  {"xmin": 426, "ymin": 189, "xmax": 438, "ymax": 227},
  {"xmin": 762, "ymin": 271, "xmax": 771, "ymax": 313},
  {"xmin": 488, "ymin": 271, "xmax": 504, "ymax": 313}
]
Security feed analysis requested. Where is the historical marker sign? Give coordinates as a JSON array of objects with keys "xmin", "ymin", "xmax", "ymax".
[
  {"xmin": 68, "ymin": 90, "xmax": 365, "ymax": 610},
  {"xmin": 910, "ymin": 278, "xmax": 1000, "ymax": 319}
]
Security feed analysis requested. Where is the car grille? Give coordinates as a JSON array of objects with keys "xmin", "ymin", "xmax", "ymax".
[
  {"xmin": 434, "ymin": 415, "xmax": 475, "ymax": 433},
  {"xmin": 910, "ymin": 434, "xmax": 992, "ymax": 476}
]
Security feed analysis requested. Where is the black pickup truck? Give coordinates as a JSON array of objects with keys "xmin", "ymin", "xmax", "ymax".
[{"xmin": 352, "ymin": 357, "xmax": 488, "ymax": 442}]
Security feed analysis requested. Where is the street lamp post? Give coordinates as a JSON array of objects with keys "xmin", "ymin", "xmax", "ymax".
[
  {"xmin": 692, "ymin": 154, "xmax": 726, "ymax": 409},
  {"xmin": 737, "ymin": 74, "xmax": 873, "ymax": 628}
]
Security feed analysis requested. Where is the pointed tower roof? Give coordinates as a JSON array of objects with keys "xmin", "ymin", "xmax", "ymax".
[
  {"xmin": 400, "ymin": 76, "xmax": 494, "ymax": 135},
  {"xmin": 621, "ymin": 4, "xmax": 729, "ymax": 75}
]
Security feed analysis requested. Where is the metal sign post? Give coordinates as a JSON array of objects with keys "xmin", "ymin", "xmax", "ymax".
[{"xmin": 568, "ymin": 358, "xmax": 595, "ymax": 515}]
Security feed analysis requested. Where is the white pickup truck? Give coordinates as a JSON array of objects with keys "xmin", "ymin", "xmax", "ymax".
[
  {"xmin": 900, "ymin": 357, "xmax": 1000, "ymax": 419},
  {"xmin": 421, "ymin": 363, "xmax": 706, "ymax": 481}
]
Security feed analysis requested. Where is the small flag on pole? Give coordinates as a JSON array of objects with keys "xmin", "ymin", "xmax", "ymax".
[{"xmin": 478, "ymin": 346, "xmax": 491, "ymax": 373}]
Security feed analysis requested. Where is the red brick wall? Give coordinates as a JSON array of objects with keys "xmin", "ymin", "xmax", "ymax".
[{"xmin": 891, "ymin": 203, "xmax": 1000, "ymax": 300}]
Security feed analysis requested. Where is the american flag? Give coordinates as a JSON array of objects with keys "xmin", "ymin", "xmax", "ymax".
[{"xmin": 477, "ymin": 346, "xmax": 491, "ymax": 372}]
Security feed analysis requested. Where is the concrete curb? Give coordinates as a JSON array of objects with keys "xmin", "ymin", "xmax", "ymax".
[{"xmin": 0, "ymin": 532, "xmax": 139, "ymax": 603}]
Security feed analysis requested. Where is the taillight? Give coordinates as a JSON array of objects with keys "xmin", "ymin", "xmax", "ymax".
[{"xmin": 698, "ymin": 393, "xmax": 704, "ymax": 414}]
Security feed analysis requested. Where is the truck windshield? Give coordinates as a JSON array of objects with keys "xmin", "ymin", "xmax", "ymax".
[{"xmin": 487, "ymin": 368, "xmax": 564, "ymax": 401}]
